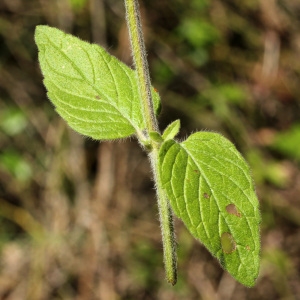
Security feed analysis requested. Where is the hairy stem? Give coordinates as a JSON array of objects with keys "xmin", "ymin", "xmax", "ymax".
[
  {"xmin": 124, "ymin": 0, "xmax": 177, "ymax": 285},
  {"xmin": 124, "ymin": 0, "xmax": 158, "ymax": 133},
  {"xmin": 150, "ymin": 149, "xmax": 177, "ymax": 285}
]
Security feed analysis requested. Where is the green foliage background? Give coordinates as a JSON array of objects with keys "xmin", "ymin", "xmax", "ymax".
[{"xmin": 0, "ymin": 0, "xmax": 300, "ymax": 299}]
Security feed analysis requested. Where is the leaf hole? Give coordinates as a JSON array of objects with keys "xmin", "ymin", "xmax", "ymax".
[
  {"xmin": 246, "ymin": 245, "xmax": 250, "ymax": 251},
  {"xmin": 226, "ymin": 204, "xmax": 241, "ymax": 217},
  {"xmin": 221, "ymin": 232, "xmax": 236, "ymax": 254},
  {"xmin": 95, "ymin": 95, "xmax": 100, "ymax": 99},
  {"xmin": 203, "ymin": 193, "xmax": 210, "ymax": 199}
]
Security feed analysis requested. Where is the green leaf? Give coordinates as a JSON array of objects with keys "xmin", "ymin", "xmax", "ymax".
[
  {"xmin": 149, "ymin": 131, "xmax": 164, "ymax": 143},
  {"xmin": 162, "ymin": 120, "xmax": 180, "ymax": 141},
  {"xmin": 35, "ymin": 25, "xmax": 160, "ymax": 140},
  {"xmin": 158, "ymin": 131, "xmax": 260, "ymax": 287}
]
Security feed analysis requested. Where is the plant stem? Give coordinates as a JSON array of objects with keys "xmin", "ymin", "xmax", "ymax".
[
  {"xmin": 151, "ymin": 149, "xmax": 177, "ymax": 285},
  {"xmin": 124, "ymin": 0, "xmax": 158, "ymax": 133},
  {"xmin": 124, "ymin": 0, "xmax": 177, "ymax": 285}
]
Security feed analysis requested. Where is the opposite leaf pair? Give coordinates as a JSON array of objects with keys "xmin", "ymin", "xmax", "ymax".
[{"xmin": 35, "ymin": 25, "xmax": 260, "ymax": 287}]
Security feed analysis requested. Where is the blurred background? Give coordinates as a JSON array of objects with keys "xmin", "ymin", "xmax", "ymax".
[{"xmin": 0, "ymin": 0, "xmax": 300, "ymax": 299}]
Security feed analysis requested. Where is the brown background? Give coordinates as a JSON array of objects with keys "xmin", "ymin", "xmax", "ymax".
[{"xmin": 0, "ymin": 0, "xmax": 300, "ymax": 299}]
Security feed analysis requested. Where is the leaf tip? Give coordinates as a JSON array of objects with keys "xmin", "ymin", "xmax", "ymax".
[
  {"xmin": 34, "ymin": 25, "xmax": 55, "ymax": 51},
  {"xmin": 162, "ymin": 119, "xmax": 181, "ymax": 140},
  {"xmin": 34, "ymin": 25, "xmax": 48, "ymax": 41}
]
